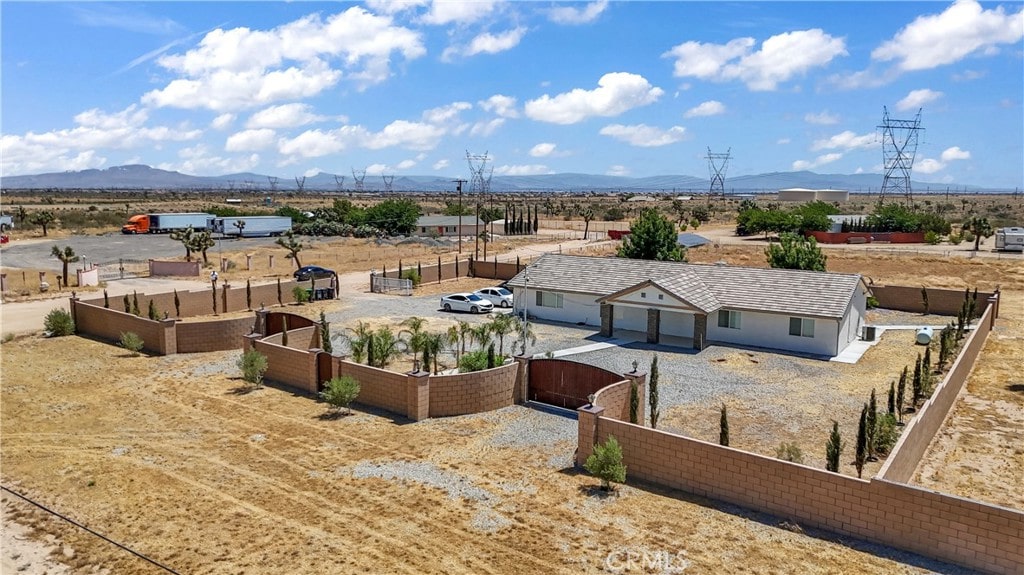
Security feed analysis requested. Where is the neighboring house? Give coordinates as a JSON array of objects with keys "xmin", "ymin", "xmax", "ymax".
[
  {"xmin": 778, "ymin": 188, "xmax": 850, "ymax": 202},
  {"xmin": 414, "ymin": 216, "xmax": 484, "ymax": 237},
  {"xmin": 677, "ymin": 233, "xmax": 710, "ymax": 248},
  {"xmin": 506, "ymin": 254, "xmax": 867, "ymax": 358}
]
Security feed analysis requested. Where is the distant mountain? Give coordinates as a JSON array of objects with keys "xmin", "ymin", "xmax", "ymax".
[{"xmin": 0, "ymin": 164, "xmax": 994, "ymax": 193}]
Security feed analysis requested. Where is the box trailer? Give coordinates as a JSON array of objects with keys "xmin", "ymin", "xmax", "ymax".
[
  {"xmin": 122, "ymin": 213, "xmax": 214, "ymax": 234},
  {"xmin": 994, "ymin": 227, "xmax": 1024, "ymax": 252},
  {"xmin": 0, "ymin": 214, "xmax": 14, "ymax": 231},
  {"xmin": 212, "ymin": 216, "xmax": 292, "ymax": 237}
]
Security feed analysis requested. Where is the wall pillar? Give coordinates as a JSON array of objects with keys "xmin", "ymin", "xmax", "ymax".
[
  {"xmin": 576, "ymin": 404, "xmax": 604, "ymax": 467},
  {"xmin": 693, "ymin": 313, "xmax": 708, "ymax": 350},
  {"xmin": 513, "ymin": 355, "xmax": 530, "ymax": 403},
  {"xmin": 253, "ymin": 309, "xmax": 269, "ymax": 336},
  {"xmin": 406, "ymin": 370, "xmax": 430, "ymax": 421},
  {"xmin": 221, "ymin": 283, "xmax": 230, "ymax": 314},
  {"xmin": 159, "ymin": 318, "xmax": 178, "ymax": 355},
  {"xmin": 246, "ymin": 254, "xmax": 252, "ymax": 271},
  {"xmin": 647, "ymin": 308, "xmax": 660, "ymax": 344},
  {"xmin": 243, "ymin": 333, "xmax": 260, "ymax": 352},
  {"xmin": 623, "ymin": 371, "xmax": 647, "ymax": 426},
  {"xmin": 600, "ymin": 303, "xmax": 614, "ymax": 337},
  {"xmin": 0, "ymin": 273, "xmax": 6, "ymax": 293}
]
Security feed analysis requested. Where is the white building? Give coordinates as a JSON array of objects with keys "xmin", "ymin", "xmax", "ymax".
[
  {"xmin": 778, "ymin": 188, "xmax": 850, "ymax": 202},
  {"xmin": 506, "ymin": 254, "xmax": 868, "ymax": 358},
  {"xmin": 414, "ymin": 216, "xmax": 484, "ymax": 237}
]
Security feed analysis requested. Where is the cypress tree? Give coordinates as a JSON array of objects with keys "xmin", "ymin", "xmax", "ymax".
[
  {"xmin": 422, "ymin": 346, "xmax": 430, "ymax": 373},
  {"xmin": 277, "ymin": 278, "xmax": 283, "ymax": 306},
  {"xmin": 131, "ymin": 291, "xmax": 140, "ymax": 316},
  {"xmin": 719, "ymin": 404, "xmax": 729, "ymax": 447},
  {"xmin": 103, "ymin": 289, "xmax": 109, "ymax": 309},
  {"xmin": 855, "ymin": 404, "xmax": 867, "ymax": 478},
  {"xmin": 148, "ymin": 299, "xmax": 159, "ymax": 321},
  {"xmin": 123, "ymin": 294, "xmax": 131, "ymax": 313},
  {"xmin": 211, "ymin": 282, "xmax": 218, "ymax": 314},
  {"xmin": 533, "ymin": 207, "xmax": 539, "ymax": 233},
  {"xmin": 923, "ymin": 345, "xmax": 932, "ymax": 375},
  {"xmin": 887, "ymin": 381, "xmax": 896, "ymax": 416},
  {"xmin": 504, "ymin": 204, "xmax": 509, "ymax": 235},
  {"xmin": 366, "ymin": 332, "xmax": 375, "ymax": 367},
  {"xmin": 970, "ymin": 287, "xmax": 978, "ymax": 319},
  {"xmin": 173, "ymin": 289, "xmax": 181, "ymax": 317},
  {"xmin": 648, "ymin": 355, "xmax": 660, "ymax": 429},
  {"xmin": 912, "ymin": 354, "xmax": 923, "ymax": 408},
  {"xmin": 921, "ymin": 286, "xmax": 929, "ymax": 315},
  {"xmin": 826, "ymin": 421, "xmax": 842, "ymax": 473},
  {"xmin": 938, "ymin": 325, "xmax": 950, "ymax": 368},
  {"xmin": 246, "ymin": 279, "xmax": 252, "ymax": 310},
  {"xmin": 628, "ymin": 382, "xmax": 639, "ymax": 424},
  {"xmin": 486, "ymin": 342, "xmax": 496, "ymax": 369},
  {"xmin": 281, "ymin": 316, "xmax": 289, "ymax": 347},
  {"xmin": 896, "ymin": 366, "xmax": 907, "ymax": 423},
  {"xmin": 866, "ymin": 389, "xmax": 878, "ymax": 461},
  {"xmin": 319, "ymin": 311, "xmax": 333, "ymax": 354}
]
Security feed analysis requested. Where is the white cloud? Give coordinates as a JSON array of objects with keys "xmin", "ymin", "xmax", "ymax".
[
  {"xmin": 915, "ymin": 158, "xmax": 945, "ymax": 174},
  {"xmin": 872, "ymin": 0, "xmax": 1024, "ymax": 71},
  {"xmin": 433, "ymin": 159, "xmax": 450, "ymax": 170},
  {"xmin": 530, "ymin": 142, "xmax": 557, "ymax": 157},
  {"xmin": 804, "ymin": 111, "xmax": 839, "ymax": 125},
  {"xmin": 246, "ymin": 103, "xmax": 326, "ymax": 129},
  {"xmin": 225, "ymin": 128, "xmax": 277, "ymax": 152},
  {"xmin": 470, "ymin": 118, "xmax": 505, "ymax": 137},
  {"xmin": 365, "ymin": 163, "xmax": 388, "ymax": 175},
  {"xmin": 524, "ymin": 72, "xmax": 663, "ymax": 124},
  {"xmin": 421, "ymin": 101, "xmax": 472, "ymax": 125},
  {"xmin": 278, "ymin": 129, "xmax": 350, "ymax": 158},
  {"xmin": 396, "ymin": 158, "xmax": 418, "ymax": 170},
  {"xmin": 365, "ymin": 0, "xmax": 427, "ymax": 16},
  {"xmin": 941, "ymin": 146, "xmax": 971, "ymax": 161},
  {"xmin": 811, "ymin": 130, "xmax": 876, "ymax": 151},
  {"xmin": 683, "ymin": 100, "xmax": 725, "ymax": 118},
  {"xmin": 548, "ymin": 0, "xmax": 608, "ymax": 25},
  {"xmin": 364, "ymin": 120, "xmax": 447, "ymax": 150},
  {"xmin": 421, "ymin": 0, "xmax": 499, "ymax": 25},
  {"xmin": 952, "ymin": 69, "xmax": 986, "ymax": 82},
  {"xmin": 479, "ymin": 94, "xmax": 519, "ymax": 118},
  {"xmin": 896, "ymin": 89, "xmax": 943, "ymax": 111},
  {"xmin": 464, "ymin": 27, "xmax": 526, "ymax": 57},
  {"xmin": 777, "ymin": 138, "xmax": 791, "ymax": 145},
  {"xmin": 142, "ymin": 8, "xmax": 424, "ymax": 111},
  {"xmin": 792, "ymin": 152, "xmax": 843, "ymax": 171},
  {"xmin": 211, "ymin": 113, "xmax": 235, "ymax": 130},
  {"xmin": 161, "ymin": 144, "xmax": 260, "ymax": 175},
  {"xmin": 494, "ymin": 164, "xmax": 553, "ymax": 176},
  {"xmin": 599, "ymin": 124, "xmax": 686, "ymax": 147},
  {"xmin": 663, "ymin": 29, "xmax": 847, "ymax": 91},
  {"xmin": 606, "ymin": 164, "xmax": 630, "ymax": 176}
]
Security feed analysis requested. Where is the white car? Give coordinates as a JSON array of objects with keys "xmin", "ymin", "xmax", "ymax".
[
  {"xmin": 440, "ymin": 292, "xmax": 494, "ymax": 314},
  {"xmin": 474, "ymin": 286, "xmax": 514, "ymax": 308}
]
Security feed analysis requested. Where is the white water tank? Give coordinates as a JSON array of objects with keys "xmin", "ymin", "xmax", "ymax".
[{"xmin": 916, "ymin": 327, "xmax": 934, "ymax": 345}]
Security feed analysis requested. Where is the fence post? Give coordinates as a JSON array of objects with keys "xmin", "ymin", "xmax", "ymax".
[
  {"xmin": 437, "ymin": 256, "xmax": 441, "ymax": 284},
  {"xmin": 246, "ymin": 254, "xmax": 252, "ymax": 271},
  {"xmin": 269, "ymin": 255, "xmax": 274, "ymax": 269}
]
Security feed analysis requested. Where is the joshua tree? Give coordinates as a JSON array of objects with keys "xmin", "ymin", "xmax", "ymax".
[
  {"xmin": 191, "ymin": 230, "xmax": 216, "ymax": 264},
  {"xmin": 29, "ymin": 211, "xmax": 56, "ymax": 236},
  {"xmin": 275, "ymin": 231, "xmax": 305, "ymax": 270},
  {"xmin": 170, "ymin": 226, "xmax": 196, "ymax": 261},
  {"xmin": 582, "ymin": 207, "xmax": 595, "ymax": 240},
  {"xmin": 50, "ymin": 246, "xmax": 79, "ymax": 289}
]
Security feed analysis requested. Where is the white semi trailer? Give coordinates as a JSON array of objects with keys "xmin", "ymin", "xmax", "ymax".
[{"xmin": 994, "ymin": 227, "xmax": 1024, "ymax": 252}]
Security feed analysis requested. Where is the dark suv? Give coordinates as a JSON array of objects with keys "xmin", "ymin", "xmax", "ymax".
[{"xmin": 293, "ymin": 265, "xmax": 335, "ymax": 281}]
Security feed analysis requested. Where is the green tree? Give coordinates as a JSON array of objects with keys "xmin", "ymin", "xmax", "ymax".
[
  {"xmin": 719, "ymin": 403, "xmax": 730, "ymax": 446},
  {"xmin": 648, "ymin": 355, "xmax": 660, "ymax": 429},
  {"xmin": 320, "ymin": 376, "xmax": 360, "ymax": 415},
  {"xmin": 765, "ymin": 232, "xmax": 827, "ymax": 271},
  {"xmin": 237, "ymin": 349, "xmax": 268, "ymax": 387},
  {"xmin": 169, "ymin": 225, "xmax": 196, "ymax": 261},
  {"xmin": 148, "ymin": 299, "xmax": 160, "ymax": 321},
  {"xmin": 487, "ymin": 313, "xmax": 517, "ymax": 356},
  {"xmin": 964, "ymin": 216, "xmax": 993, "ymax": 251},
  {"xmin": 826, "ymin": 421, "xmax": 843, "ymax": 473},
  {"xmin": 582, "ymin": 207, "xmax": 595, "ymax": 240},
  {"xmin": 345, "ymin": 321, "xmax": 373, "ymax": 364},
  {"xmin": 364, "ymin": 198, "xmax": 422, "ymax": 236},
  {"xmin": 912, "ymin": 354, "xmax": 923, "ymax": 408},
  {"xmin": 44, "ymin": 308, "xmax": 75, "ymax": 336},
  {"xmin": 421, "ymin": 332, "xmax": 446, "ymax": 374},
  {"xmin": 921, "ymin": 286, "xmax": 930, "ymax": 315},
  {"xmin": 275, "ymin": 231, "xmax": 305, "ymax": 270},
  {"xmin": 866, "ymin": 389, "xmax": 878, "ymax": 460},
  {"xmin": 131, "ymin": 291, "xmax": 140, "ymax": 316},
  {"xmin": 123, "ymin": 294, "xmax": 131, "ymax": 314},
  {"xmin": 173, "ymin": 289, "xmax": 181, "ymax": 317},
  {"xmin": 190, "ymin": 230, "xmax": 216, "ymax": 264},
  {"xmin": 887, "ymin": 381, "xmax": 896, "ymax": 416},
  {"xmin": 584, "ymin": 436, "xmax": 627, "ymax": 491},
  {"xmin": 896, "ymin": 366, "xmax": 907, "ymax": 423},
  {"xmin": 50, "ymin": 246, "xmax": 79, "ymax": 289},
  {"xmin": 855, "ymin": 404, "xmax": 868, "ymax": 478},
  {"xmin": 119, "ymin": 331, "xmax": 144, "ymax": 356},
  {"xmin": 629, "ymin": 382, "xmax": 639, "ymax": 424},
  {"xmin": 29, "ymin": 211, "xmax": 56, "ymax": 236},
  {"xmin": 319, "ymin": 311, "xmax": 333, "ymax": 354},
  {"xmin": 617, "ymin": 208, "xmax": 685, "ymax": 261},
  {"xmin": 246, "ymin": 279, "xmax": 252, "ymax": 311}
]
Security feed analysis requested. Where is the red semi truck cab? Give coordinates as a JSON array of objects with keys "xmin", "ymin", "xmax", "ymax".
[{"xmin": 122, "ymin": 215, "xmax": 151, "ymax": 234}]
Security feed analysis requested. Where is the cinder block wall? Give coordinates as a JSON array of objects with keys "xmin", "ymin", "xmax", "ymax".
[
  {"xmin": 176, "ymin": 317, "xmax": 254, "ymax": 353},
  {"xmin": 253, "ymin": 339, "xmax": 316, "ymax": 394},
  {"xmin": 871, "ymin": 285, "xmax": 995, "ymax": 317},
  {"xmin": 338, "ymin": 360, "xmax": 409, "ymax": 415},
  {"xmin": 81, "ymin": 281, "xmax": 299, "ymax": 318},
  {"xmin": 262, "ymin": 326, "xmax": 319, "ymax": 350},
  {"xmin": 584, "ymin": 416, "xmax": 1022, "ymax": 574},
  {"xmin": 428, "ymin": 362, "xmax": 518, "ymax": 417},
  {"xmin": 73, "ymin": 300, "xmax": 169, "ymax": 354},
  {"xmin": 879, "ymin": 303, "xmax": 994, "ymax": 482},
  {"xmin": 591, "ymin": 379, "xmax": 633, "ymax": 422}
]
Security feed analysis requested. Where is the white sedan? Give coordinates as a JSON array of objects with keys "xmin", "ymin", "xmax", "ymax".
[
  {"xmin": 474, "ymin": 286, "xmax": 513, "ymax": 308},
  {"xmin": 440, "ymin": 292, "xmax": 494, "ymax": 314}
]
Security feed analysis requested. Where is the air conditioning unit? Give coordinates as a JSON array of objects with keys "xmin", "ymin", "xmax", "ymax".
[{"xmin": 862, "ymin": 326, "xmax": 877, "ymax": 341}]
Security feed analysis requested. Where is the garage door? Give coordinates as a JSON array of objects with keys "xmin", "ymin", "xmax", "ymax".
[{"xmin": 660, "ymin": 310, "xmax": 694, "ymax": 338}]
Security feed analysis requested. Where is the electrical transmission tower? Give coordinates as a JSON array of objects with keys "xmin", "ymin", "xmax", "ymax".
[
  {"xmin": 382, "ymin": 174, "xmax": 395, "ymax": 193},
  {"xmin": 267, "ymin": 176, "xmax": 279, "ymax": 192},
  {"xmin": 466, "ymin": 150, "xmax": 491, "ymax": 194},
  {"xmin": 877, "ymin": 106, "xmax": 923, "ymax": 204},
  {"xmin": 295, "ymin": 176, "xmax": 306, "ymax": 193},
  {"xmin": 334, "ymin": 175, "xmax": 345, "ymax": 192},
  {"xmin": 351, "ymin": 168, "xmax": 366, "ymax": 193},
  {"xmin": 706, "ymin": 147, "xmax": 731, "ymax": 197}
]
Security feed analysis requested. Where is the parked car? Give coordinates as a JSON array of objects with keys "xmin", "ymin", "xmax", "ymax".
[
  {"xmin": 474, "ymin": 286, "xmax": 513, "ymax": 308},
  {"xmin": 440, "ymin": 292, "xmax": 494, "ymax": 314},
  {"xmin": 294, "ymin": 265, "xmax": 336, "ymax": 281}
]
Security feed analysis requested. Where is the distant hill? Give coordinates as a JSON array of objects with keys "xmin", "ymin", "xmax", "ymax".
[{"xmin": 0, "ymin": 164, "xmax": 995, "ymax": 193}]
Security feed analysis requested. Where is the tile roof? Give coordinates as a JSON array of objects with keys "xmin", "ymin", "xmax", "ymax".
[{"xmin": 506, "ymin": 254, "xmax": 862, "ymax": 319}]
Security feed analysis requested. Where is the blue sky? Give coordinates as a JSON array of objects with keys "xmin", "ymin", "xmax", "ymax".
[{"xmin": 2, "ymin": 1, "xmax": 1022, "ymax": 188}]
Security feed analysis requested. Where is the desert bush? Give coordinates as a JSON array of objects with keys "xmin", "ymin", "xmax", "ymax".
[
  {"xmin": 320, "ymin": 376, "xmax": 360, "ymax": 415},
  {"xmin": 292, "ymin": 286, "xmax": 310, "ymax": 304},
  {"xmin": 584, "ymin": 436, "xmax": 627, "ymax": 491},
  {"xmin": 963, "ymin": 230, "xmax": 975, "ymax": 243},
  {"xmin": 44, "ymin": 308, "xmax": 75, "ymax": 336},
  {"xmin": 866, "ymin": 295, "xmax": 880, "ymax": 309},
  {"xmin": 238, "ymin": 349, "xmax": 268, "ymax": 387},
  {"xmin": 874, "ymin": 414, "xmax": 900, "ymax": 456},
  {"xmin": 119, "ymin": 331, "xmax": 144, "ymax": 356},
  {"xmin": 948, "ymin": 232, "xmax": 963, "ymax": 245},
  {"xmin": 400, "ymin": 268, "xmax": 422, "ymax": 286},
  {"xmin": 775, "ymin": 442, "xmax": 804, "ymax": 464},
  {"xmin": 458, "ymin": 349, "xmax": 505, "ymax": 373},
  {"xmin": 924, "ymin": 231, "xmax": 940, "ymax": 245}
]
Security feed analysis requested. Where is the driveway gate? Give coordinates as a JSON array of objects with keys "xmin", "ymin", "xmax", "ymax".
[{"xmin": 527, "ymin": 359, "xmax": 623, "ymax": 410}]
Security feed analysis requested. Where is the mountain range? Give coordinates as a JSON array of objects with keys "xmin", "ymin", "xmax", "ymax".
[{"xmin": 0, "ymin": 164, "xmax": 995, "ymax": 193}]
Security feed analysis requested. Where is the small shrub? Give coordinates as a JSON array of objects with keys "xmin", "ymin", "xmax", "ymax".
[
  {"xmin": 292, "ymin": 286, "xmax": 310, "ymax": 304},
  {"xmin": 400, "ymin": 268, "xmax": 422, "ymax": 286},
  {"xmin": 924, "ymin": 231, "xmax": 940, "ymax": 245},
  {"xmin": 874, "ymin": 414, "xmax": 900, "ymax": 456},
  {"xmin": 963, "ymin": 230, "xmax": 975, "ymax": 243},
  {"xmin": 2, "ymin": 333, "xmax": 16, "ymax": 344},
  {"xmin": 238, "ymin": 349, "xmax": 268, "ymax": 387},
  {"xmin": 775, "ymin": 442, "xmax": 804, "ymax": 464},
  {"xmin": 119, "ymin": 331, "xmax": 144, "ymax": 356},
  {"xmin": 320, "ymin": 375, "xmax": 361, "ymax": 415},
  {"xmin": 866, "ymin": 295, "xmax": 880, "ymax": 309},
  {"xmin": 584, "ymin": 435, "xmax": 627, "ymax": 491},
  {"xmin": 948, "ymin": 232, "xmax": 963, "ymax": 245},
  {"xmin": 458, "ymin": 349, "xmax": 505, "ymax": 372},
  {"xmin": 44, "ymin": 308, "xmax": 75, "ymax": 336}
]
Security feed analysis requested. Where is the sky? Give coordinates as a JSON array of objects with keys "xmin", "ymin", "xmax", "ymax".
[{"xmin": 1, "ymin": 1, "xmax": 1022, "ymax": 188}]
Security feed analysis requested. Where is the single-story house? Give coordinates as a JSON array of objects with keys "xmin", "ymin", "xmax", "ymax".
[
  {"xmin": 506, "ymin": 254, "xmax": 867, "ymax": 358},
  {"xmin": 677, "ymin": 233, "xmax": 711, "ymax": 248},
  {"xmin": 778, "ymin": 188, "xmax": 850, "ymax": 202},
  {"xmin": 414, "ymin": 215, "xmax": 484, "ymax": 237}
]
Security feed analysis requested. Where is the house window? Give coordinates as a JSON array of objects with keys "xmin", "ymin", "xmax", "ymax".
[
  {"xmin": 641, "ymin": 292, "xmax": 647, "ymax": 298},
  {"xmin": 717, "ymin": 310, "xmax": 740, "ymax": 329},
  {"xmin": 658, "ymin": 294, "xmax": 664, "ymax": 300},
  {"xmin": 535, "ymin": 291, "xmax": 564, "ymax": 308},
  {"xmin": 789, "ymin": 317, "xmax": 815, "ymax": 338}
]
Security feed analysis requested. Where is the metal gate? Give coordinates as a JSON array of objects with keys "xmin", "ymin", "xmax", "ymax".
[
  {"xmin": 527, "ymin": 359, "xmax": 623, "ymax": 409},
  {"xmin": 96, "ymin": 259, "xmax": 149, "ymax": 281}
]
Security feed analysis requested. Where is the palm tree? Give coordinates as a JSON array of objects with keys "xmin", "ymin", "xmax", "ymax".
[
  {"xmin": 50, "ymin": 245, "xmax": 79, "ymax": 289},
  {"xmin": 401, "ymin": 316, "xmax": 428, "ymax": 359},
  {"xmin": 458, "ymin": 321, "xmax": 474, "ymax": 355},
  {"xmin": 446, "ymin": 325, "xmax": 462, "ymax": 363},
  {"xmin": 368, "ymin": 326, "xmax": 405, "ymax": 368},
  {"xmin": 469, "ymin": 323, "xmax": 492, "ymax": 351},
  {"xmin": 487, "ymin": 313, "xmax": 517, "ymax": 356},
  {"xmin": 512, "ymin": 315, "xmax": 536, "ymax": 356},
  {"xmin": 421, "ymin": 332, "xmax": 446, "ymax": 374},
  {"xmin": 344, "ymin": 321, "xmax": 374, "ymax": 364}
]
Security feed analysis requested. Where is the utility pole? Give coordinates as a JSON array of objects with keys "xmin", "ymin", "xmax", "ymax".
[{"xmin": 452, "ymin": 179, "xmax": 467, "ymax": 253}]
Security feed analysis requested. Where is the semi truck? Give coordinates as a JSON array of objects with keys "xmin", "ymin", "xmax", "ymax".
[
  {"xmin": 212, "ymin": 216, "xmax": 292, "ymax": 237},
  {"xmin": 122, "ymin": 213, "xmax": 214, "ymax": 234},
  {"xmin": 0, "ymin": 214, "xmax": 14, "ymax": 231},
  {"xmin": 994, "ymin": 227, "xmax": 1024, "ymax": 252}
]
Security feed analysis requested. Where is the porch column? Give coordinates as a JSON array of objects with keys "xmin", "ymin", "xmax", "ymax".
[
  {"xmin": 693, "ymin": 313, "xmax": 708, "ymax": 350},
  {"xmin": 600, "ymin": 303, "xmax": 614, "ymax": 337},
  {"xmin": 647, "ymin": 308, "xmax": 660, "ymax": 344}
]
